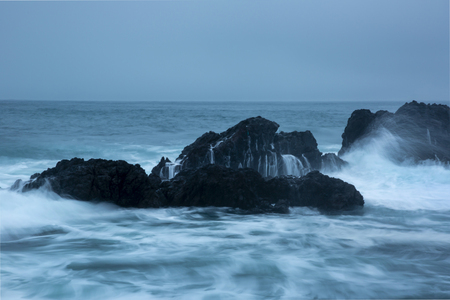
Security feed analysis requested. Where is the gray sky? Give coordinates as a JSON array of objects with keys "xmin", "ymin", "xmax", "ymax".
[{"xmin": 0, "ymin": 0, "xmax": 448, "ymax": 102}]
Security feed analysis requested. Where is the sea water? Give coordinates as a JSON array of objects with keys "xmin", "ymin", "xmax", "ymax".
[{"xmin": 1, "ymin": 100, "xmax": 449, "ymax": 299}]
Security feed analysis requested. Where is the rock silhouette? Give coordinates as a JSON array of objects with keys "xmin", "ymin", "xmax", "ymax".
[
  {"xmin": 339, "ymin": 101, "xmax": 450, "ymax": 163},
  {"xmin": 17, "ymin": 158, "xmax": 363, "ymax": 213},
  {"xmin": 155, "ymin": 116, "xmax": 345, "ymax": 180},
  {"xmin": 20, "ymin": 158, "xmax": 161, "ymax": 208}
]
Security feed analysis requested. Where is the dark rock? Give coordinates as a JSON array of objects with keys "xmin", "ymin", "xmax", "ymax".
[
  {"xmin": 264, "ymin": 171, "xmax": 364, "ymax": 211},
  {"xmin": 30, "ymin": 173, "xmax": 40, "ymax": 180},
  {"xmin": 339, "ymin": 109, "xmax": 378, "ymax": 155},
  {"xmin": 271, "ymin": 200, "xmax": 290, "ymax": 214},
  {"xmin": 176, "ymin": 131, "xmax": 222, "ymax": 170},
  {"xmin": 177, "ymin": 117, "xmax": 279, "ymax": 173},
  {"xmin": 157, "ymin": 164, "xmax": 270, "ymax": 211},
  {"xmin": 339, "ymin": 101, "xmax": 450, "ymax": 163},
  {"xmin": 290, "ymin": 170, "xmax": 364, "ymax": 211},
  {"xmin": 20, "ymin": 159, "xmax": 364, "ymax": 213},
  {"xmin": 274, "ymin": 130, "xmax": 322, "ymax": 170},
  {"xmin": 157, "ymin": 165, "xmax": 363, "ymax": 213},
  {"xmin": 321, "ymin": 153, "xmax": 348, "ymax": 171},
  {"xmin": 393, "ymin": 101, "xmax": 450, "ymax": 162},
  {"xmin": 151, "ymin": 156, "xmax": 175, "ymax": 180},
  {"xmin": 153, "ymin": 116, "xmax": 346, "ymax": 179},
  {"xmin": 339, "ymin": 109, "xmax": 393, "ymax": 156},
  {"xmin": 22, "ymin": 158, "xmax": 161, "ymax": 208}
]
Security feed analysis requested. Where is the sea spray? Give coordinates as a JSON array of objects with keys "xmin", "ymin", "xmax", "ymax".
[
  {"xmin": 328, "ymin": 133, "xmax": 450, "ymax": 211},
  {"xmin": 0, "ymin": 189, "xmax": 119, "ymax": 242}
]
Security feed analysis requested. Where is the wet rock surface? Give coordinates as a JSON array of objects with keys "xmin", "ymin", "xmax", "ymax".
[
  {"xmin": 339, "ymin": 101, "xmax": 450, "ymax": 163},
  {"xmin": 265, "ymin": 171, "xmax": 364, "ymax": 211},
  {"xmin": 155, "ymin": 165, "xmax": 363, "ymax": 213},
  {"xmin": 20, "ymin": 158, "xmax": 161, "ymax": 208},
  {"xmin": 151, "ymin": 156, "xmax": 174, "ymax": 178},
  {"xmin": 155, "ymin": 116, "xmax": 344, "ymax": 180},
  {"xmin": 18, "ymin": 159, "xmax": 364, "ymax": 213},
  {"xmin": 157, "ymin": 165, "xmax": 273, "ymax": 212}
]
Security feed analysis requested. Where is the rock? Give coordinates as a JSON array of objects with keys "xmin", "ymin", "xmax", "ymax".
[
  {"xmin": 10, "ymin": 179, "xmax": 23, "ymax": 191},
  {"xmin": 20, "ymin": 158, "xmax": 364, "ymax": 213},
  {"xmin": 151, "ymin": 156, "xmax": 172, "ymax": 177},
  {"xmin": 177, "ymin": 117, "xmax": 280, "ymax": 173},
  {"xmin": 264, "ymin": 171, "xmax": 364, "ymax": 211},
  {"xmin": 339, "ymin": 109, "xmax": 394, "ymax": 156},
  {"xmin": 393, "ymin": 101, "xmax": 450, "ymax": 162},
  {"xmin": 154, "ymin": 116, "xmax": 346, "ymax": 179},
  {"xmin": 339, "ymin": 101, "xmax": 450, "ymax": 163},
  {"xmin": 157, "ymin": 165, "xmax": 363, "ymax": 213},
  {"xmin": 273, "ymin": 130, "xmax": 322, "ymax": 169},
  {"xmin": 22, "ymin": 158, "xmax": 161, "ymax": 208},
  {"xmin": 157, "ymin": 164, "xmax": 272, "ymax": 212},
  {"xmin": 339, "ymin": 109, "xmax": 379, "ymax": 154},
  {"xmin": 321, "ymin": 153, "xmax": 348, "ymax": 172}
]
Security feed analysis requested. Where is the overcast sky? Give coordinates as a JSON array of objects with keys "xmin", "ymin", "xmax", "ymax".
[{"xmin": 0, "ymin": 0, "xmax": 448, "ymax": 102}]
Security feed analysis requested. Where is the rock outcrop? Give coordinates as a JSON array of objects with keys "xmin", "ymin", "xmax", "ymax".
[
  {"xmin": 17, "ymin": 158, "xmax": 364, "ymax": 213},
  {"xmin": 157, "ymin": 165, "xmax": 363, "ymax": 213},
  {"xmin": 19, "ymin": 158, "xmax": 162, "ymax": 208},
  {"xmin": 264, "ymin": 171, "xmax": 364, "ymax": 211},
  {"xmin": 339, "ymin": 101, "xmax": 450, "ymax": 163},
  {"xmin": 155, "ymin": 116, "xmax": 345, "ymax": 180},
  {"xmin": 156, "ymin": 164, "xmax": 278, "ymax": 213}
]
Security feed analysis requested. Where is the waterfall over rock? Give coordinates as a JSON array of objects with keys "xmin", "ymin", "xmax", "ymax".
[
  {"xmin": 281, "ymin": 154, "xmax": 310, "ymax": 176},
  {"xmin": 152, "ymin": 116, "xmax": 345, "ymax": 179}
]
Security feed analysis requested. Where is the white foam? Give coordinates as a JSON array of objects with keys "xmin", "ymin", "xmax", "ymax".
[
  {"xmin": 0, "ymin": 189, "xmax": 118, "ymax": 241},
  {"xmin": 329, "ymin": 132, "xmax": 450, "ymax": 211}
]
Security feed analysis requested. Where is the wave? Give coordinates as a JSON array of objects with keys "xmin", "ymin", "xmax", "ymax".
[
  {"xmin": 0, "ymin": 189, "xmax": 121, "ymax": 242},
  {"xmin": 328, "ymin": 130, "xmax": 450, "ymax": 211}
]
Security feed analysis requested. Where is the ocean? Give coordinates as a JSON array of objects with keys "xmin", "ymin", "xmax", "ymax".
[{"xmin": 1, "ymin": 100, "xmax": 449, "ymax": 299}]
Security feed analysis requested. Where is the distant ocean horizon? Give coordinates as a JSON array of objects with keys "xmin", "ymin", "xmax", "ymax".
[{"xmin": 1, "ymin": 100, "xmax": 449, "ymax": 299}]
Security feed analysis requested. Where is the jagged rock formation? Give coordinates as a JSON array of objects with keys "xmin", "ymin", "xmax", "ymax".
[
  {"xmin": 339, "ymin": 101, "xmax": 450, "ymax": 163},
  {"xmin": 16, "ymin": 158, "xmax": 364, "ymax": 214},
  {"xmin": 155, "ymin": 116, "xmax": 345, "ymax": 180},
  {"xmin": 151, "ymin": 156, "xmax": 177, "ymax": 179},
  {"xmin": 17, "ymin": 158, "xmax": 162, "ymax": 208}
]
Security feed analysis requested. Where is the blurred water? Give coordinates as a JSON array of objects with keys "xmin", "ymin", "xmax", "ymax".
[{"xmin": 1, "ymin": 100, "xmax": 449, "ymax": 299}]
